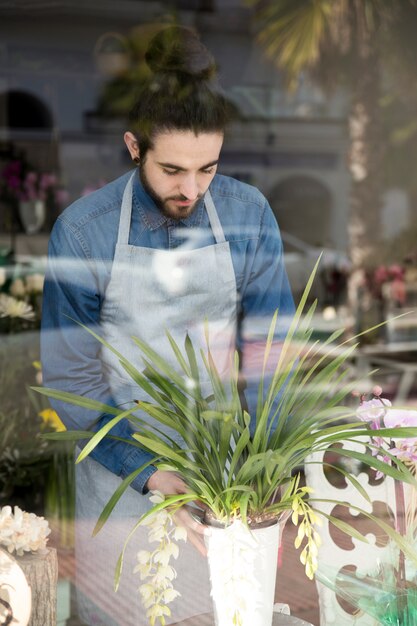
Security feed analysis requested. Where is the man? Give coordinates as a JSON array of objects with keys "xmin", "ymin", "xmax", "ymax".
[{"xmin": 41, "ymin": 26, "xmax": 294, "ymax": 626}]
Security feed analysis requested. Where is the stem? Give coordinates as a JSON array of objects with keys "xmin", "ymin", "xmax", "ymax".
[{"xmin": 394, "ymin": 475, "xmax": 406, "ymax": 588}]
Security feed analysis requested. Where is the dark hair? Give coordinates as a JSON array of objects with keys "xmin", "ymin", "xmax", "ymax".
[{"xmin": 128, "ymin": 26, "xmax": 234, "ymax": 156}]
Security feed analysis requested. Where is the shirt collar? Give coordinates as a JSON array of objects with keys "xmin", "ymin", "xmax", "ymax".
[{"xmin": 132, "ymin": 169, "xmax": 205, "ymax": 231}]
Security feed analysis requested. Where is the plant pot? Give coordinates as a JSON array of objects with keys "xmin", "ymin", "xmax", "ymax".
[{"xmin": 204, "ymin": 518, "xmax": 286, "ymax": 626}]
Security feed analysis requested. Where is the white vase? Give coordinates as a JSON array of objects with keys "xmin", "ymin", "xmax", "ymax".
[
  {"xmin": 205, "ymin": 519, "xmax": 285, "ymax": 626},
  {"xmin": 18, "ymin": 200, "xmax": 46, "ymax": 234}
]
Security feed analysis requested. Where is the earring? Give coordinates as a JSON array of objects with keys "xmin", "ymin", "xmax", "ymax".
[{"xmin": 132, "ymin": 156, "xmax": 140, "ymax": 165}]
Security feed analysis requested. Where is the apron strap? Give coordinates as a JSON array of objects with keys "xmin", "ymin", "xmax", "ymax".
[
  {"xmin": 117, "ymin": 171, "xmax": 136, "ymax": 245},
  {"xmin": 204, "ymin": 190, "xmax": 226, "ymax": 244}
]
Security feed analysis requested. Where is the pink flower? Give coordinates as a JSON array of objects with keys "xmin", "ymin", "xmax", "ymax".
[
  {"xmin": 55, "ymin": 188, "xmax": 70, "ymax": 206},
  {"xmin": 357, "ymin": 398, "xmax": 392, "ymax": 424},
  {"xmin": 375, "ymin": 266, "xmax": 389, "ymax": 284},
  {"xmin": 40, "ymin": 173, "xmax": 57, "ymax": 189},
  {"xmin": 25, "ymin": 172, "xmax": 38, "ymax": 185},
  {"xmin": 384, "ymin": 409, "xmax": 417, "ymax": 430},
  {"xmin": 388, "ymin": 265, "xmax": 404, "ymax": 280},
  {"xmin": 7, "ymin": 175, "xmax": 21, "ymax": 190},
  {"xmin": 383, "ymin": 409, "xmax": 417, "ymax": 463},
  {"xmin": 390, "ymin": 440, "xmax": 417, "ymax": 463}
]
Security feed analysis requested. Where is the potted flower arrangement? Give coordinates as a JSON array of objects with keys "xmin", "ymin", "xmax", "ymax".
[
  {"xmin": 0, "ymin": 505, "xmax": 57, "ymax": 626},
  {"xmin": 0, "ymin": 160, "xmax": 68, "ymax": 234},
  {"xmin": 316, "ymin": 389, "xmax": 417, "ymax": 626},
  {"xmin": 36, "ymin": 261, "xmax": 417, "ymax": 626}
]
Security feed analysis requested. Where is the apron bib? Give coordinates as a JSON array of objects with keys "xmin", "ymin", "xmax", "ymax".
[{"xmin": 76, "ymin": 172, "xmax": 238, "ymax": 625}]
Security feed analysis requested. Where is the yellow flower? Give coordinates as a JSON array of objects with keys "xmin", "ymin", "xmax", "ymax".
[{"xmin": 39, "ymin": 409, "xmax": 66, "ymax": 432}]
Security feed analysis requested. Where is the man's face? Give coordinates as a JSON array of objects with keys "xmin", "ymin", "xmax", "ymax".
[{"xmin": 139, "ymin": 130, "xmax": 224, "ymax": 221}]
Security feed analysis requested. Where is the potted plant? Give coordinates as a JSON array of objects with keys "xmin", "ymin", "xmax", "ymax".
[{"xmin": 35, "ymin": 260, "xmax": 417, "ymax": 626}]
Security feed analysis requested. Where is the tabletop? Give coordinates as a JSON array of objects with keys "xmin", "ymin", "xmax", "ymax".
[{"xmin": 174, "ymin": 612, "xmax": 314, "ymax": 626}]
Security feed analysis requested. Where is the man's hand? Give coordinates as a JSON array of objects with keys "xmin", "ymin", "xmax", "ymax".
[{"xmin": 146, "ymin": 470, "xmax": 209, "ymax": 556}]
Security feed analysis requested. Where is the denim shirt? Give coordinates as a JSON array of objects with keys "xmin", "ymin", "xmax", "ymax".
[{"xmin": 41, "ymin": 170, "xmax": 294, "ymax": 493}]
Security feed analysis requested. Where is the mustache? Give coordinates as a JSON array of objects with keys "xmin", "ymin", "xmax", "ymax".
[{"xmin": 167, "ymin": 194, "xmax": 203, "ymax": 202}]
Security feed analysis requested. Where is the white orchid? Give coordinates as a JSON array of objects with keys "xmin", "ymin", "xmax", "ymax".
[{"xmin": 134, "ymin": 491, "xmax": 186, "ymax": 625}]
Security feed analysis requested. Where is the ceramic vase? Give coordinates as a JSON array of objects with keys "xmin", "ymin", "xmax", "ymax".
[{"xmin": 205, "ymin": 519, "xmax": 285, "ymax": 626}]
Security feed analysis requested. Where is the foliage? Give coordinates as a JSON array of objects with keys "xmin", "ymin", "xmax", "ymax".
[
  {"xmin": 0, "ymin": 333, "xmax": 70, "ymax": 516},
  {"xmin": 36, "ymin": 260, "xmax": 417, "ymax": 588},
  {"xmin": 96, "ymin": 22, "xmax": 170, "ymax": 119},
  {"xmin": 246, "ymin": 0, "xmax": 417, "ymax": 270},
  {"xmin": 247, "ymin": 0, "xmax": 401, "ymax": 88}
]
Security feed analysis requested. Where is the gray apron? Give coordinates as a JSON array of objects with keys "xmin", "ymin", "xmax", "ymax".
[{"xmin": 75, "ymin": 172, "xmax": 238, "ymax": 626}]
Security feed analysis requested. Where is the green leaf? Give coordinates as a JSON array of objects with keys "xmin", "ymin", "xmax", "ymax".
[
  {"xmin": 184, "ymin": 333, "xmax": 200, "ymax": 387},
  {"xmin": 76, "ymin": 406, "xmax": 139, "ymax": 463},
  {"xmin": 30, "ymin": 386, "xmax": 120, "ymax": 415},
  {"xmin": 165, "ymin": 330, "xmax": 191, "ymax": 378},
  {"xmin": 40, "ymin": 430, "xmax": 92, "ymax": 441},
  {"xmin": 92, "ymin": 457, "xmax": 161, "ymax": 536}
]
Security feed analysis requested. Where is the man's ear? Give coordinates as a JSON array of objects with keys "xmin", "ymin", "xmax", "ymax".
[{"xmin": 124, "ymin": 132, "xmax": 140, "ymax": 163}]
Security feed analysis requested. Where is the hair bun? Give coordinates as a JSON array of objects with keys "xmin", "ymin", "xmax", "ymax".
[{"xmin": 145, "ymin": 26, "xmax": 216, "ymax": 81}]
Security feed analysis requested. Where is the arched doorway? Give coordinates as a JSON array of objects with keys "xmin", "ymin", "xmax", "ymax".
[
  {"xmin": 0, "ymin": 90, "xmax": 53, "ymax": 129},
  {"xmin": 269, "ymin": 175, "xmax": 332, "ymax": 247}
]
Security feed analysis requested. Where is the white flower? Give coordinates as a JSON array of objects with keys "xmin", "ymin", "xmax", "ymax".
[
  {"xmin": 153, "ymin": 564, "xmax": 176, "ymax": 584},
  {"xmin": 0, "ymin": 505, "xmax": 50, "ymax": 556},
  {"xmin": 162, "ymin": 588, "xmax": 180, "ymax": 603},
  {"xmin": 149, "ymin": 491, "xmax": 165, "ymax": 504},
  {"xmin": 9, "ymin": 278, "xmax": 26, "ymax": 297},
  {"xmin": 153, "ymin": 542, "xmax": 179, "ymax": 566},
  {"xmin": 137, "ymin": 549, "xmax": 152, "ymax": 564},
  {"xmin": 135, "ymin": 491, "xmax": 186, "ymax": 624},
  {"xmin": 0, "ymin": 294, "xmax": 35, "ymax": 320},
  {"xmin": 25, "ymin": 273, "xmax": 44, "ymax": 293},
  {"xmin": 173, "ymin": 525, "xmax": 187, "ymax": 542}
]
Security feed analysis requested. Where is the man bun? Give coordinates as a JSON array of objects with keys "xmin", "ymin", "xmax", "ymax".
[{"xmin": 145, "ymin": 26, "xmax": 216, "ymax": 82}]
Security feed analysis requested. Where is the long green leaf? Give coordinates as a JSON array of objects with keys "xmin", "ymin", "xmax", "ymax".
[
  {"xmin": 92, "ymin": 457, "xmax": 161, "ymax": 536},
  {"xmin": 31, "ymin": 386, "xmax": 120, "ymax": 415},
  {"xmin": 76, "ymin": 406, "xmax": 139, "ymax": 463}
]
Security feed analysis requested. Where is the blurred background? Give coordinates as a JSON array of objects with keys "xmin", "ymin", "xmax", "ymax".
[{"xmin": 1, "ymin": 1, "xmax": 417, "ymax": 624}]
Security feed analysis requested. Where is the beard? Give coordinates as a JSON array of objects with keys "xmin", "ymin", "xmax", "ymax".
[{"xmin": 139, "ymin": 163, "xmax": 202, "ymax": 221}]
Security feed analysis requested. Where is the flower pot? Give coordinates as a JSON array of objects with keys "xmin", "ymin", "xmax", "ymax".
[
  {"xmin": 204, "ymin": 519, "xmax": 286, "ymax": 626},
  {"xmin": 0, "ymin": 548, "xmax": 31, "ymax": 626}
]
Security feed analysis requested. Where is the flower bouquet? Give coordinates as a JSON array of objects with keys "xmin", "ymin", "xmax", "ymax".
[{"xmin": 35, "ymin": 260, "xmax": 417, "ymax": 626}]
